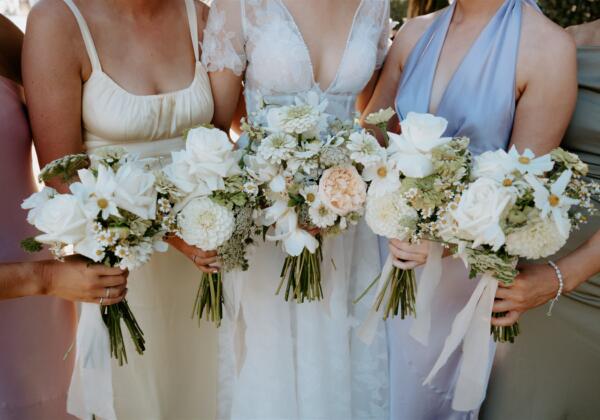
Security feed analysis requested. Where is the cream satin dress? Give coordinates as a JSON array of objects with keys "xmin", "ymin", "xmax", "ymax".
[{"xmin": 62, "ymin": 1, "xmax": 216, "ymax": 419}]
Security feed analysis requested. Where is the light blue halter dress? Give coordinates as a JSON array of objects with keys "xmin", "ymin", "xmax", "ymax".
[{"xmin": 384, "ymin": 1, "xmax": 539, "ymax": 418}]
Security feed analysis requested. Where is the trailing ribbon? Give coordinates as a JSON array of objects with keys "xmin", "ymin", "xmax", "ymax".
[
  {"xmin": 67, "ymin": 303, "xmax": 116, "ymax": 420},
  {"xmin": 424, "ymin": 272, "xmax": 497, "ymax": 411},
  {"xmin": 223, "ymin": 270, "xmax": 247, "ymax": 377},
  {"xmin": 410, "ymin": 242, "xmax": 444, "ymax": 345},
  {"xmin": 356, "ymin": 256, "xmax": 394, "ymax": 344}
]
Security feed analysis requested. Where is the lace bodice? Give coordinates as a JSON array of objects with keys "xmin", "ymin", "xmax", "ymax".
[{"xmin": 202, "ymin": 0, "xmax": 390, "ymax": 120}]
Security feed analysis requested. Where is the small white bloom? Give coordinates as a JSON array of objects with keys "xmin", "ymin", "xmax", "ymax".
[
  {"xmin": 365, "ymin": 107, "xmax": 395, "ymax": 126},
  {"xmin": 300, "ymin": 185, "xmax": 319, "ymax": 204},
  {"xmin": 525, "ymin": 170, "xmax": 578, "ymax": 238},
  {"xmin": 72, "ymin": 166, "xmax": 120, "ymax": 220},
  {"xmin": 508, "ymin": 146, "xmax": 554, "ymax": 175},
  {"xmin": 266, "ymin": 91, "xmax": 328, "ymax": 136},
  {"xmin": 347, "ymin": 130, "xmax": 386, "ymax": 166},
  {"xmin": 177, "ymin": 197, "xmax": 235, "ymax": 251},
  {"xmin": 158, "ymin": 198, "xmax": 172, "ymax": 214},
  {"xmin": 243, "ymin": 181, "xmax": 259, "ymax": 196},
  {"xmin": 363, "ymin": 159, "xmax": 401, "ymax": 198},
  {"xmin": 21, "ymin": 187, "xmax": 57, "ymax": 224},
  {"xmin": 308, "ymin": 199, "xmax": 338, "ymax": 228},
  {"xmin": 258, "ymin": 132, "xmax": 297, "ymax": 164}
]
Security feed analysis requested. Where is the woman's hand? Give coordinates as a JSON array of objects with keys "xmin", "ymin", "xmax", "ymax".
[
  {"xmin": 388, "ymin": 239, "xmax": 429, "ymax": 269},
  {"xmin": 41, "ymin": 256, "xmax": 128, "ymax": 305},
  {"xmin": 491, "ymin": 264, "xmax": 561, "ymax": 327},
  {"xmin": 166, "ymin": 235, "xmax": 220, "ymax": 274}
]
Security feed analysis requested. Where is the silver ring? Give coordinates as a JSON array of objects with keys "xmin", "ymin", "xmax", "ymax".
[
  {"xmin": 99, "ymin": 297, "xmax": 104, "ymax": 306},
  {"xmin": 193, "ymin": 255, "xmax": 198, "ymax": 264},
  {"xmin": 105, "ymin": 287, "xmax": 111, "ymax": 298}
]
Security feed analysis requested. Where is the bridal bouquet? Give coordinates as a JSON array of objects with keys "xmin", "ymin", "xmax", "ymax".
[
  {"xmin": 359, "ymin": 111, "xmax": 471, "ymax": 323},
  {"xmin": 438, "ymin": 145, "xmax": 597, "ymax": 342},
  {"xmin": 241, "ymin": 92, "xmax": 368, "ymax": 302},
  {"xmin": 21, "ymin": 148, "xmax": 166, "ymax": 364},
  {"xmin": 159, "ymin": 126, "xmax": 257, "ymax": 326}
]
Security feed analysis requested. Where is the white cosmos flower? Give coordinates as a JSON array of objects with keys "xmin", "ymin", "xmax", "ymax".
[
  {"xmin": 21, "ymin": 187, "xmax": 57, "ymax": 224},
  {"xmin": 258, "ymin": 132, "xmax": 297, "ymax": 164},
  {"xmin": 363, "ymin": 159, "xmax": 401, "ymax": 198},
  {"xmin": 508, "ymin": 146, "xmax": 554, "ymax": 175},
  {"xmin": 300, "ymin": 185, "xmax": 319, "ymax": 204},
  {"xmin": 177, "ymin": 197, "xmax": 235, "ymax": 251},
  {"xmin": 164, "ymin": 126, "xmax": 240, "ymax": 196},
  {"xmin": 72, "ymin": 166, "xmax": 120, "ymax": 220},
  {"xmin": 347, "ymin": 130, "xmax": 386, "ymax": 166},
  {"xmin": 525, "ymin": 170, "xmax": 578, "ymax": 238},
  {"xmin": 33, "ymin": 194, "xmax": 89, "ymax": 245},
  {"xmin": 243, "ymin": 181, "xmax": 259, "ymax": 196},
  {"xmin": 365, "ymin": 189, "xmax": 418, "ymax": 240},
  {"xmin": 308, "ymin": 199, "xmax": 338, "ymax": 228},
  {"xmin": 388, "ymin": 112, "xmax": 452, "ymax": 178}
]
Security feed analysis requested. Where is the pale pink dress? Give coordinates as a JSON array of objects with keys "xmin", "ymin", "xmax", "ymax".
[{"xmin": 0, "ymin": 76, "xmax": 77, "ymax": 420}]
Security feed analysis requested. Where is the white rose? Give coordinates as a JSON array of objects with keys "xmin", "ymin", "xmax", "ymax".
[
  {"xmin": 164, "ymin": 126, "xmax": 240, "ymax": 196},
  {"xmin": 34, "ymin": 194, "xmax": 89, "ymax": 245},
  {"xmin": 388, "ymin": 112, "xmax": 452, "ymax": 178},
  {"xmin": 472, "ymin": 149, "xmax": 514, "ymax": 182},
  {"xmin": 114, "ymin": 161, "xmax": 158, "ymax": 220},
  {"xmin": 450, "ymin": 178, "xmax": 516, "ymax": 250}
]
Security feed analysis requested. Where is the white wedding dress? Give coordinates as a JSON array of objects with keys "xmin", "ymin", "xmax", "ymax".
[
  {"xmin": 202, "ymin": 1, "xmax": 390, "ymax": 419},
  {"xmin": 62, "ymin": 1, "xmax": 217, "ymax": 419}
]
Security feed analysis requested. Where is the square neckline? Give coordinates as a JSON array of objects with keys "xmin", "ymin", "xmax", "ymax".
[
  {"xmin": 64, "ymin": 0, "xmax": 208, "ymax": 99},
  {"xmin": 276, "ymin": 0, "xmax": 365, "ymax": 93}
]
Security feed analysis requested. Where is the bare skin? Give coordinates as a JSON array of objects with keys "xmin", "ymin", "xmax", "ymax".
[
  {"xmin": 209, "ymin": 0, "xmax": 380, "ymax": 133},
  {"xmin": 0, "ymin": 15, "xmax": 128, "ymax": 303},
  {"xmin": 493, "ymin": 19, "xmax": 600, "ymax": 326},
  {"xmin": 23, "ymin": 0, "xmax": 217, "ymax": 272}
]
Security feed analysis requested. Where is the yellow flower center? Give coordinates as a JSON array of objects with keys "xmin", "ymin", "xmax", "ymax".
[
  {"xmin": 377, "ymin": 166, "xmax": 388, "ymax": 178},
  {"xmin": 502, "ymin": 178, "xmax": 513, "ymax": 187},
  {"xmin": 548, "ymin": 194, "xmax": 560, "ymax": 207},
  {"xmin": 306, "ymin": 192, "xmax": 316, "ymax": 203},
  {"xmin": 97, "ymin": 198, "xmax": 109, "ymax": 209},
  {"xmin": 518, "ymin": 156, "xmax": 531, "ymax": 165}
]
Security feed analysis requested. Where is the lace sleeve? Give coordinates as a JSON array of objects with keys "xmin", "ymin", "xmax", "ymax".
[
  {"xmin": 375, "ymin": 0, "xmax": 391, "ymax": 70},
  {"xmin": 201, "ymin": 0, "xmax": 247, "ymax": 76}
]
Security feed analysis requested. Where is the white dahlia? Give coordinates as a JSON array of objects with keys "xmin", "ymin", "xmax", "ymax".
[
  {"xmin": 365, "ymin": 190, "xmax": 418, "ymax": 240},
  {"xmin": 346, "ymin": 130, "xmax": 386, "ymax": 166},
  {"xmin": 505, "ymin": 213, "xmax": 568, "ymax": 259},
  {"xmin": 258, "ymin": 132, "xmax": 297, "ymax": 164},
  {"xmin": 177, "ymin": 197, "xmax": 235, "ymax": 251}
]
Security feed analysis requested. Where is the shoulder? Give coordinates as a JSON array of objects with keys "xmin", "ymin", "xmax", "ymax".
[
  {"xmin": 194, "ymin": 0, "xmax": 210, "ymax": 39},
  {"xmin": 391, "ymin": 8, "xmax": 444, "ymax": 69},
  {"xmin": 566, "ymin": 20, "xmax": 600, "ymax": 47},
  {"xmin": 25, "ymin": 0, "xmax": 89, "ymax": 76},
  {"xmin": 519, "ymin": 4, "xmax": 576, "ymax": 72}
]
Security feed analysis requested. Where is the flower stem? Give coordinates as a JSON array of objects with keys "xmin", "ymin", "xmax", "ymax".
[
  {"xmin": 277, "ymin": 242, "xmax": 323, "ymax": 303},
  {"xmin": 192, "ymin": 272, "xmax": 223, "ymax": 327},
  {"xmin": 373, "ymin": 267, "xmax": 417, "ymax": 320},
  {"xmin": 101, "ymin": 299, "xmax": 145, "ymax": 366},
  {"xmin": 491, "ymin": 312, "xmax": 520, "ymax": 343}
]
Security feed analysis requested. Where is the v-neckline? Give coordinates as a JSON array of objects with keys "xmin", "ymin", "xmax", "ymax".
[
  {"xmin": 427, "ymin": 1, "xmax": 507, "ymax": 114},
  {"xmin": 277, "ymin": 0, "xmax": 365, "ymax": 93}
]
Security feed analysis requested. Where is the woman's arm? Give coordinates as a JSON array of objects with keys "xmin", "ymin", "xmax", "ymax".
[
  {"xmin": 0, "ymin": 14, "xmax": 24, "ymax": 84},
  {"xmin": 493, "ymin": 230, "xmax": 600, "ymax": 326},
  {"xmin": 210, "ymin": 70, "xmax": 244, "ymax": 132},
  {"xmin": 0, "ymin": 256, "xmax": 128, "ymax": 305},
  {"xmin": 22, "ymin": 2, "xmax": 89, "ymax": 191}
]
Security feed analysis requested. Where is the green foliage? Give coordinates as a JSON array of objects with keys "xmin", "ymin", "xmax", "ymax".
[
  {"xmin": 21, "ymin": 237, "xmax": 43, "ymax": 253},
  {"xmin": 538, "ymin": 0, "xmax": 599, "ymax": 27},
  {"xmin": 38, "ymin": 154, "xmax": 90, "ymax": 183}
]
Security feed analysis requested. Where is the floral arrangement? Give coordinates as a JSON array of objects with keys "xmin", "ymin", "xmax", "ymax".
[
  {"xmin": 358, "ymin": 111, "xmax": 472, "ymax": 321},
  {"xmin": 438, "ymin": 145, "xmax": 598, "ymax": 342},
  {"xmin": 159, "ymin": 125, "xmax": 257, "ymax": 326},
  {"xmin": 21, "ymin": 148, "xmax": 167, "ymax": 364},
  {"xmin": 240, "ymin": 92, "xmax": 368, "ymax": 302}
]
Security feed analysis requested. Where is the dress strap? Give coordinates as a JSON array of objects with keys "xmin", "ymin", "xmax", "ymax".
[
  {"xmin": 184, "ymin": 0, "xmax": 199, "ymax": 61},
  {"xmin": 62, "ymin": 0, "xmax": 102, "ymax": 71}
]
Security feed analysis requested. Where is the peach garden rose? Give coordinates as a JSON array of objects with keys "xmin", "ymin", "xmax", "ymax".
[{"xmin": 318, "ymin": 166, "xmax": 367, "ymax": 217}]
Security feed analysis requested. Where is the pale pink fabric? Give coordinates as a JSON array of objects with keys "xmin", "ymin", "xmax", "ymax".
[{"xmin": 0, "ymin": 76, "xmax": 77, "ymax": 420}]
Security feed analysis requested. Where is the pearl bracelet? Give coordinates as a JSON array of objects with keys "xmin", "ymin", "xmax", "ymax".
[{"xmin": 547, "ymin": 260, "xmax": 564, "ymax": 316}]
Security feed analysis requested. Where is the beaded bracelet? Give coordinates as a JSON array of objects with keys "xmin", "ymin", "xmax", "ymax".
[{"xmin": 547, "ymin": 260, "xmax": 564, "ymax": 316}]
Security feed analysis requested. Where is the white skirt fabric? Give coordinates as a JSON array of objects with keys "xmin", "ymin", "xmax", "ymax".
[
  {"xmin": 218, "ymin": 221, "xmax": 389, "ymax": 420},
  {"xmin": 111, "ymin": 248, "xmax": 218, "ymax": 420}
]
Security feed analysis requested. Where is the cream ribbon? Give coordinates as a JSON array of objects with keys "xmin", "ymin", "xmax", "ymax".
[
  {"xmin": 424, "ymin": 272, "xmax": 498, "ymax": 411},
  {"xmin": 409, "ymin": 242, "xmax": 444, "ymax": 345},
  {"xmin": 67, "ymin": 302, "xmax": 116, "ymax": 420}
]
